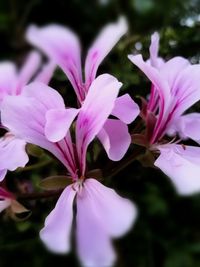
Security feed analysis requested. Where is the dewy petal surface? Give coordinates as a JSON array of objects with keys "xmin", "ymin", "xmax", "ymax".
[
  {"xmin": 76, "ymin": 181, "xmax": 116, "ymax": 267},
  {"xmin": 76, "ymin": 74, "xmax": 122, "ymax": 174},
  {"xmin": 40, "ymin": 185, "xmax": 76, "ymax": 253},
  {"xmin": 84, "ymin": 17, "xmax": 127, "ymax": 87},
  {"xmin": 155, "ymin": 144, "xmax": 200, "ymax": 195},
  {"xmin": 98, "ymin": 119, "xmax": 131, "ymax": 161},
  {"xmin": 112, "ymin": 94, "xmax": 140, "ymax": 124}
]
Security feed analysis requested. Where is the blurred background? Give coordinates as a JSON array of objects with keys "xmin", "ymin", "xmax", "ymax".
[{"xmin": 1, "ymin": 0, "xmax": 200, "ymax": 266}]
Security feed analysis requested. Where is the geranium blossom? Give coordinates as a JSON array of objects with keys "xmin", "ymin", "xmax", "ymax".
[
  {"xmin": 2, "ymin": 74, "xmax": 138, "ymax": 267},
  {"xmin": 128, "ymin": 32, "xmax": 200, "ymax": 195},
  {"xmin": 26, "ymin": 18, "xmax": 140, "ymax": 161},
  {"xmin": 26, "ymin": 17, "xmax": 127, "ymax": 103},
  {"xmin": 0, "ymin": 52, "xmax": 55, "ymax": 181}
]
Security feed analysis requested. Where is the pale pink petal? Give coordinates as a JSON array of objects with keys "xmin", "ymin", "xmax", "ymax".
[
  {"xmin": 45, "ymin": 108, "xmax": 79, "ymax": 142},
  {"xmin": 128, "ymin": 54, "xmax": 170, "ymax": 106},
  {"xmin": 83, "ymin": 179, "xmax": 137, "ymax": 237},
  {"xmin": 0, "ymin": 62, "xmax": 17, "ymax": 102},
  {"xmin": 26, "ymin": 25, "xmax": 83, "ymax": 102},
  {"xmin": 180, "ymin": 113, "xmax": 200, "ymax": 141},
  {"xmin": 0, "ymin": 134, "xmax": 28, "ymax": 180},
  {"xmin": 76, "ymin": 182, "xmax": 116, "ymax": 267},
  {"xmin": 112, "ymin": 94, "xmax": 139, "ymax": 124},
  {"xmin": 170, "ymin": 64, "xmax": 200, "ymax": 118},
  {"xmin": 40, "ymin": 185, "xmax": 76, "ymax": 253},
  {"xmin": 98, "ymin": 119, "xmax": 131, "ymax": 161},
  {"xmin": 167, "ymin": 113, "xmax": 200, "ymax": 140},
  {"xmin": 76, "ymin": 74, "xmax": 122, "ymax": 175},
  {"xmin": 85, "ymin": 17, "xmax": 127, "ymax": 87},
  {"xmin": 159, "ymin": 57, "xmax": 189, "ymax": 90},
  {"xmin": 16, "ymin": 51, "xmax": 41, "ymax": 94},
  {"xmin": 23, "ymin": 82, "xmax": 65, "ymax": 108},
  {"xmin": 149, "ymin": 32, "xmax": 164, "ymax": 68},
  {"xmin": 155, "ymin": 144, "xmax": 200, "ymax": 195},
  {"xmin": 1, "ymin": 85, "xmax": 77, "ymax": 176},
  {"xmin": 34, "ymin": 61, "xmax": 56, "ymax": 84}
]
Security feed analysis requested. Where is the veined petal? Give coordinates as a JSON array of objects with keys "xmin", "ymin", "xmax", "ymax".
[
  {"xmin": 98, "ymin": 119, "xmax": 131, "ymax": 161},
  {"xmin": 83, "ymin": 179, "xmax": 137, "ymax": 237},
  {"xmin": 1, "ymin": 83, "xmax": 77, "ymax": 176},
  {"xmin": 26, "ymin": 24, "xmax": 83, "ymax": 102},
  {"xmin": 170, "ymin": 64, "xmax": 200, "ymax": 118},
  {"xmin": 76, "ymin": 182, "xmax": 116, "ymax": 267},
  {"xmin": 45, "ymin": 108, "xmax": 79, "ymax": 142},
  {"xmin": 112, "ymin": 94, "xmax": 140, "ymax": 124},
  {"xmin": 40, "ymin": 185, "xmax": 76, "ymax": 253},
  {"xmin": 0, "ymin": 134, "xmax": 28, "ymax": 181},
  {"xmin": 159, "ymin": 57, "xmax": 189, "ymax": 89},
  {"xmin": 155, "ymin": 144, "xmax": 200, "ymax": 195},
  {"xmin": 76, "ymin": 74, "xmax": 122, "ymax": 175},
  {"xmin": 128, "ymin": 54, "xmax": 170, "ymax": 107},
  {"xmin": 85, "ymin": 17, "xmax": 127, "ymax": 87}
]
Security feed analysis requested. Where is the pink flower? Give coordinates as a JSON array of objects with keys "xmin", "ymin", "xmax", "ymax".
[
  {"xmin": 129, "ymin": 32, "xmax": 200, "ymax": 195},
  {"xmin": 26, "ymin": 17, "xmax": 128, "ymax": 103},
  {"xmin": 26, "ymin": 19, "xmax": 139, "ymax": 160},
  {"xmin": 0, "ymin": 52, "xmax": 56, "ymax": 181},
  {"xmin": 2, "ymin": 74, "xmax": 137, "ymax": 266}
]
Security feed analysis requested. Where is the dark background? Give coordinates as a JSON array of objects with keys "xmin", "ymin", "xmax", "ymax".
[{"xmin": 1, "ymin": 0, "xmax": 200, "ymax": 266}]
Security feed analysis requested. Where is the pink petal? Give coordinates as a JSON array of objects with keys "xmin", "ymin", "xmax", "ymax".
[
  {"xmin": 0, "ymin": 62, "xmax": 17, "ymax": 103},
  {"xmin": 170, "ymin": 64, "xmax": 200, "ymax": 118},
  {"xmin": 0, "ymin": 134, "xmax": 28, "ymax": 181},
  {"xmin": 1, "ymin": 84, "xmax": 77, "ymax": 176},
  {"xmin": 85, "ymin": 17, "xmax": 127, "ymax": 87},
  {"xmin": 76, "ymin": 182, "xmax": 116, "ymax": 267},
  {"xmin": 128, "ymin": 54, "xmax": 170, "ymax": 107},
  {"xmin": 155, "ymin": 144, "xmax": 200, "ymax": 195},
  {"xmin": 26, "ymin": 24, "xmax": 83, "ymax": 102},
  {"xmin": 45, "ymin": 108, "xmax": 79, "ymax": 142},
  {"xmin": 34, "ymin": 61, "xmax": 56, "ymax": 84},
  {"xmin": 98, "ymin": 119, "xmax": 131, "ymax": 161},
  {"xmin": 76, "ymin": 74, "xmax": 122, "ymax": 175},
  {"xmin": 181, "ymin": 113, "xmax": 200, "ymax": 141},
  {"xmin": 40, "ymin": 185, "xmax": 76, "ymax": 253},
  {"xmin": 83, "ymin": 179, "xmax": 137, "ymax": 237},
  {"xmin": 16, "ymin": 51, "xmax": 41, "ymax": 94},
  {"xmin": 23, "ymin": 82, "xmax": 65, "ymax": 108},
  {"xmin": 112, "ymin": 94, "xmax": 139, "ymax": 124},
  {"xmin": 167, "ymin": 113, "xmax": 200, "ymax": 140},
  {"xmin": 149, "ymin": 32, "xmax": 164, "ymax": 68},
  {"xmin": 160, "ymin": 57, "xmax": 189, "ymax": 90}
]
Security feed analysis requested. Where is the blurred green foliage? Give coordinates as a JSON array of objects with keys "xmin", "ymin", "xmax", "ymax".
[{"xmin": 0, "ymin": 0, "xmax": 200, "ymax": 266}]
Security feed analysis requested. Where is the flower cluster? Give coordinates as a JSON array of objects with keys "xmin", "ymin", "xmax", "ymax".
[{"xmin": 1, "ymin": 17, "xmax": 200, "ymax": 267}]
